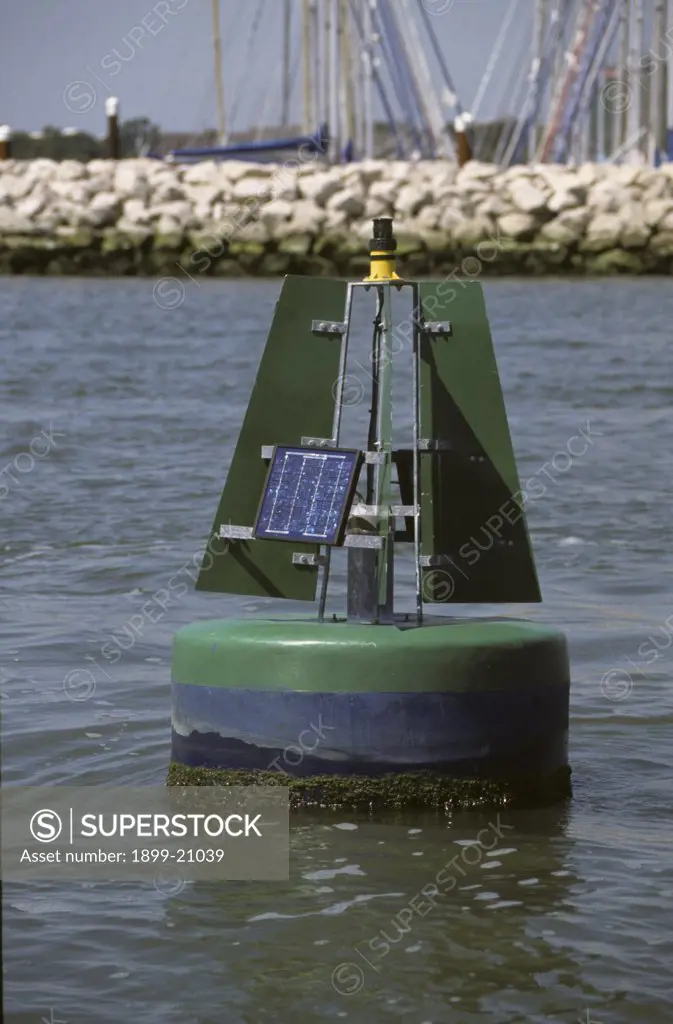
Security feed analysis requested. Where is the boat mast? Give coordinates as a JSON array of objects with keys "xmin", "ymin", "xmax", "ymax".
[
  {"xmin": 634, "ymin": 0, "xmax": 645, "ymax": 160},
  {"xmin": 655, "ymin": 0, "xmax": 669, "ymax": 162},
  {"xmin": 323, "ymin": 0, "xmax": 332, "ymax": 150},
  {"xmin": 311, "ymin": 0, "xmax": 322, "ymax": 137},
  {"xmin": 363, "ymin": 0, "xmax": 375, "ymax": 158},
  {"xmin": 617, "ymin": 0, "xmax": 630, "ymax": 155},
  {"xmin": 529, "ymin": 0, "xmax": 547, "ymax": 160},
  {"xmin": 282, "ymin": 0, "xmax": 292, "ymax": 128},
  {"xmin": 302, "ymin": 0, "xmax": 313, "ymax": 134},
  {"xmin": 399, "ymin": 0, "xmax": 449, "ymax": 156},
  {"xmin": 625, "ymin": 0, "xmax": 639, "ymax": 160},
  {"xmin": 354, "ymin": 4, "xmax": 366, "ymax": 158},
  {"xmin": 340, "ymin": 0, "xmax": 355, "ymax": 157},
  {"xmin": 212, "ymin": 0, "xmax": 227, "ymax": 143},
  {"xmin": 331, "ymin": 0, "xmax": 341, "ymax": 161}
]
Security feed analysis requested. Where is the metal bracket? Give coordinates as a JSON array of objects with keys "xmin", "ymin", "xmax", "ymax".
[
  {"xmin": 300, "ymin": 436, "xmax": 336, "ymax": 448},
  {"xmin": 343, "ymin": 534, "xmax": 385, "ymax": 549},
  {"xmin": 292, "ymin": 552, "xmax": 325, "ymax": 567},
  {"xmin": 423, "ymin": 321, "xmax": 452, "ymax": 336},
  {"xmin": 219, "ymin": 525, "xmax": 255, "ymax": 540},
  {"xmin": 351, "ymin": 504, "xmax": 417, "ymax": 518},
  {"xmin": 262, "ymin": 439, "xmax": 338, "ymax": 457},
  {"xmin": 419, "ymin": 555, "xmax": 453, "ymax": 568},
  {"xmin": 311, "ymin": 319, "xmax": 346, "ymax": 336},
  {"xmin": 417, "ymin": 439, "xmax": 452, "ymax": 451}
]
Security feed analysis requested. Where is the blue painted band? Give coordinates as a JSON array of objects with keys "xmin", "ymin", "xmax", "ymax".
[{"xmin": 171, "ymin": 683, "xmax": 569, "ymax": 780}]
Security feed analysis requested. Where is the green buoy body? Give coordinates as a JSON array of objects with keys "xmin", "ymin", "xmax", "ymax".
[{"xmin": 170, "ymin": 616, "xmax": 570, "ymax": 807}]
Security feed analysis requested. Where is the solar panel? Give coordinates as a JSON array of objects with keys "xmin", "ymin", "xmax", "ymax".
[{"xmin": 254, "ymin": 446, "xmax": 362, "ymax": 545}]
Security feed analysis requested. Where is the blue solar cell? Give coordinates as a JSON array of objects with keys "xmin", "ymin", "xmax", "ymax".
[{"xmin": 254, "ymin": 446, "xmax": 361, "ymax": 545}]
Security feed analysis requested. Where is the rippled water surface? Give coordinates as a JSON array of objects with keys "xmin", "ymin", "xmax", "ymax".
[{"xmin": 2, "ymin": 276, "xmax": 673, "ymax": 1024}]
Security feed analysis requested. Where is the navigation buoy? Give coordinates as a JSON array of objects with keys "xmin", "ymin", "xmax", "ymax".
[{"xmin": 168, "ymin": 218, "xmax": 571, "ymax": 810}]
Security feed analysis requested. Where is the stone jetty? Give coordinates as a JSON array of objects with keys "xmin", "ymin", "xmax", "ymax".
[{"xmin": 1, "ymin": 156, "xmax": 673, "ymax": 276}]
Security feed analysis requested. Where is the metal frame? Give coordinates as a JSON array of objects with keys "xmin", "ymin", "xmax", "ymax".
[
  {"xmin": 315, "ymin": 279, "xmax": 429, "ymax": 625},
  {"xmin": 225, "ymin": 278, "xmax": 447, "ymax": 624},
  {"xmin": 317, "ymin": 282, "xmax": 355, "ymax": 619}
]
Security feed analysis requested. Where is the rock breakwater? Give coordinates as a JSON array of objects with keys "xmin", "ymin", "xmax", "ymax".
[{"xmin": 1, "ymin": 157, "xmax": 673, "ymax": 276}]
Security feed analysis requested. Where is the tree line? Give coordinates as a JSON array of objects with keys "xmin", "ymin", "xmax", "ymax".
[
  {"xmin": 9, "ymin": 118, "xmax": 162, "ymax": 160},
  {"xmin": 8, "ymin": 117, "xmax": 516, "ymax": 163}
]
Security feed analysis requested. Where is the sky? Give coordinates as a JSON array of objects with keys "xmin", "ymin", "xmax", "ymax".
[{"xmin": 0, "ymin": 0, "xmax": 530, "ymax": 135}]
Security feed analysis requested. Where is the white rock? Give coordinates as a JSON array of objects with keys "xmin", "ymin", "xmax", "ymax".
[
  {"xmin": 24, "ymin": 159, "xmax": 58, "ymax": 184},
  {"xmin": 508, "ymin": 180, "xmax": 550, "ymax": 215},
  {"xmin": 183, "ymin": 183, "xmax": 223, "ymax": 207},
  {"xmin": 323, "ymin": 208, "xmax": 349, "ymax": 231},
  {"xmin": 621, "ymin": 214, "xmax": 651, "ymax": 248},
  {"xmin": 299, "ymin": 170, "xmax": 344, "ymax": 205},
  {"xmin": 88, "ymin": 173, "xmax": 116, "ymax": 194},
  {"xmin": 474, "ymin": 194, "xmax": 512, "ymax": 218},
  {"xmin": 456, "ymin": 161, "xmax": 498, "ymax": 184},
  {"xmin": 395, "ymin": 184, "xmax": 432, "ymax": 216},
  {"xmin": 547, "ymin": 187, "xmax": 585, "ymax": 213},
  {"xmin": 427, "ymin": 166, "xmax": 458, "ymax": 192},
  {"xmin": 346, "ymin": 160, "xmax": 384, "ymax": 187},
  {"xmin": 55, "ymin": 160, "xmax": 87, "ymax": 181},
  {"xmin": 589, "ymin": 180, "xmax": 632, "ymax": 212},
  {"xmin": 367, "ymin": 180, "xmax": 397, "ymax": 203},
  {"xmin": 152, "ymin": 200, "xmax": 193, "ymax": 227},
  {"xmin": 115, "ymin": 218, "xmax": 152, "ymax": 238},
  {"xmin": 182, "ymin": 161, "xmax": 221, "ymax": 184},
  {"xmin": 15, "ymin": 194, "xmax": 47, "ymax": 219},
  {"xmin": 87, "ymin": 159, "xmax": 115, "ymax": 177},
  {"xmin": 326, "ymin": 188, "xmax": 364, "ymax": 216},
  {"xmin": 156, "ymin": 214, "xmax": 184, "ymax": 236},
  {"xmin": 644, "ymin": 198, "xmax": 673, "ymax": 227},
  {"xmin": 288, "ymin": 199, "xmax": 326, "ymax": 232},
  {"xmin": 452, "ymin": 214, "xmax": 494, "ymax": 244},
  {"xmin": 0, "ymin": 207, "xmax": 35, "ymax": 233},
  {"xmin": 49, "ymin": 180, "xmax": 93, "ymax": 204},
  {"xmin": 340, "ymin": 166, "xmax": 365, "ymax": 192},
  {"xmin": 51, "ymin": 202, "xmax": 94, "ymax": 228},
  {"xmin": 231, "ymin": 176, "xmax": 273, "ymax": 201},
  {"xmin": 539, "ymin": 207, "xmax": 590, "ymax": 244},
  {"xmin": 88, "ymin": 192, "xmax": 122, "ymax": 226},
  {"xmin": 642, "ymin": 176, "xmax": 673, "ymax": 202},
  {"xmin": 122, "ymin": 198, "xmax": 151, "ymax": 225},
  {"xmin": 658, "ymin": 209, "xmax": 673, "ymax": 232},
  {"xmin": 115, "ymin": 163, "xmax": 149, "ymax": 200},
  {"xmin": 584, "ymin": 212, "xmax": 622, "ymax": 248},
  {"xmin": 539, "ymin": 219, "xmax": 579, "ymax": 245},
  {"xmin": 237, "ymin": 220, "xmax": 269, "ymax": 244},
  {"xmin": 0, "ymin": 175, "xmax": 34, "ymax": 201},
  {"xmin": 153, "ymin": 180, "xmax": 188, "ymax": 204},
  {"xmin": 259, "ymin": 198, "xmax": 293, "ymax": 230},
  {"xmin": 364, "ymin": 195, "xmax": 392, "ymax": 218},
  {"xmin": 269, "ymin": 174, "xmax": 299, "ymax": 202},
  {"xmin": 228, "ymin": 161, "xmax": 274, "ymax": 182},
  {"xmin": 612, "ymin": 165, "xmax": 644, "ymax": 187},
  {"xmin": 556, "ymin": 206, "xmax": 592, "ymax": 232},
  {"xmin": 497, "ymin": 212, "xmax": 538, "ymax": 239},
  {"xmin": 416, "ymin": 205, "xmax": 441, "ymax": 229},
  {"xmin": 439, "ymin": 207, "xmax": 469, "ymax": 234},
  {"xmin": 575, "ymin": 163, "xmax": 603, "ymax": 187}
]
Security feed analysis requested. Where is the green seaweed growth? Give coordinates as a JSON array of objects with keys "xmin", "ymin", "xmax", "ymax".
[{"xmin": 166, "ymin": 762, "xmax": 571, "ymax": 812}]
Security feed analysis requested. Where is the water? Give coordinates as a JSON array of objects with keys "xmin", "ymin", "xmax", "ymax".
[{"xmin": 2, "ymin": 276, "xmax": 672, "ymax": 1024}]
